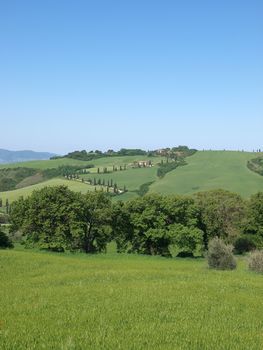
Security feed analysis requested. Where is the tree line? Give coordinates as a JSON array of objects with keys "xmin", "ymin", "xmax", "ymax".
[
  {"xmin": 52, "ymin": 146, "xmax": 197, "ymax": 162},
  {"xmin": 6, "ymin": 186, "xmax": 263, "ymax": 256}
]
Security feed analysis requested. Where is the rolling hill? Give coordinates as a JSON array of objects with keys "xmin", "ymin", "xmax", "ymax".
[
  {"xmin": 0, "ymin": 178, "xmax": 94, "ymax": 203},
  {"xmin": 1, "ymin": 151, "xmax": 263, "ymax": 204},
  {"xmin": 149, "ymin": 151, "xmax": 263, "ymax": 197}
]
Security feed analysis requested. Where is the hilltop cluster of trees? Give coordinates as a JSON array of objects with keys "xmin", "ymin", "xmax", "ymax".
[
  {"xmin": 52, "ymin": 146, "xmax": 197, "ymax": 162},
  {"xmin": 7, "ymin": 186, "xmax": 263, "ymax": 257},
  {"xmin": 156, "ymin": 146, "xmax": 197, "ymax": 159},
  {"xmin": 52, "ymin": 149, "xmax": 148, "ymax": 161}
]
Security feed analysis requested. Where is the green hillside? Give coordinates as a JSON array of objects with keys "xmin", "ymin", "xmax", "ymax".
[
  {"xmin": 0, "ymin": 157, "xmax": 89, "ymax": 170},
  {"xmin": 0, "ymin": 155, "xmax": 163, "ymax": 171},
  {"xmin": 0, "ymin": 178, "xmax": 94, "ymax": 203},
  {"xmin": 0, "ymin": 155, "xmax": 163, "ymax": 203},
  {"xmin": 150, "ymin": 151, "xmax": 263, "ymax": 197},
  {"xmin": 1, "ymin": 151, "xmax": 263, "ymax": 203}
]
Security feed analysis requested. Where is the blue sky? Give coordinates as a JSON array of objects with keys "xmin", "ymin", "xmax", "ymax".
[{"xmin": 0, "ymin": 0, "xmax": 262, "ymax": 154}]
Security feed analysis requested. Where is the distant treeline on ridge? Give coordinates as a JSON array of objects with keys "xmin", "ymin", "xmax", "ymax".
[{"xmin": 51, "ymin": 146, "xmax": 197, "ymax": 161}]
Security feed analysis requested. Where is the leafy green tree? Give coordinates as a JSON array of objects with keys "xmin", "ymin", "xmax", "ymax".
[
  {"xmin": 10, "ymin": 187, "xmax": 112, "ymax": 253},
  {"xmin": 161, "ymin": 195, "xmax": 200, "ymax": 227},
  {"xmin": 70, "ymin": 192, "xmax": 112, "ymax": 253},
  {"xmin": 119, "ymin": 194, "xmax": 167, "ymax": 254},
  {"xmin": 10, "ymin": 186, "xmax": 79, "ymax": 251},
  {"xmin": 194, "ymin": 190, "xmax": 245, "ymax": 247},
  {"xmin": 169, "ymin": 224, "xmax": 203, "ymax": 256},
  {"xmin": 141, "ymin": 228, "xmax": 172, "ymax": 256},
  {"xmin": 244, "ymin": 192, "xmax": 263, "ymax": 237},
  {"xmin": 111, "ymin": 201, "xmax": 133, "ymax": 253},
  {"xmin": 112, "ymin": 194, "xmax": 203, "ymax": 257}
]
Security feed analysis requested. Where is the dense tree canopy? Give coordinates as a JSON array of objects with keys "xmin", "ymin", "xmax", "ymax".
[
  {"xmin": 112, "ymin": 194, "xmax": 203, "ymax": 257},
  {"xmin": 10, "ymin": 186, "xmax": 112, "ymax": 252},
  {"xmin": 9, "ymin": 186, "xmax": 263, "ymax": 257},
  {"xmin": 194, "ymin": 190, "xmax": 246, "ymax": 247}
]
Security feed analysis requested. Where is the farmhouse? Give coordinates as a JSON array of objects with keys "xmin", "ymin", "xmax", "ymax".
[{"xmin": 132, "ymin": 160, "xmax": 153, "ymax": 168}]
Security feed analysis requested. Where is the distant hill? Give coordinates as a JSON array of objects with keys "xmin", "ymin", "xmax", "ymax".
[
  {"xmin": 1, "ymin": 150, "xmax": 263, "ymax": 205},
  {"xmin": 0, "ymin": 149, "xmax": 56, "ymax": 164}
]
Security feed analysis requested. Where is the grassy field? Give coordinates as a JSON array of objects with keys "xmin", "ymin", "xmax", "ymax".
[
  {"xmin": 0, "ymin": 158, "xmax": 89, "ymax": 170},
  {"xmin": 1, "ymin": 151, "xmax": 263, "ymax": 202},
  {"xmin": 150, "ymin": 151, "xmax": 263, "ymax": 197},
  {"xmin": 81, "ymin": 166, "xmax": 158, "ymax": 193},
  {"xmin": 0, "ymin": 155, "xmax": 162, "ymax": 203},
  {"xmin": 0, "ymin": 178, "xmax": 94, "ymax": 203},
  {"xmin": 0, "ymin": 248, "xmax": 263, "ymax": 349},
  {"xmin": 0, "ymin": 156, "xmax": 162, "ymax": 171}
]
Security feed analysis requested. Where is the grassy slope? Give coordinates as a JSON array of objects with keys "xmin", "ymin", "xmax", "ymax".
[
  {"xmin": 150, "ymin": 151, "xmax": 263, "ymax": 197},
  {"xmin": 81, "ymin": 167, "xmax": 158, "ymax": 191},
  {"xmin": 0, "ymin": 249, "xmax": 263, "ymax": 349},
  {"xmin": 0, "ymin": 156, "xmax": 162, "ymax": 171},
  {"xmin": 1, "ymin": 152, "xmax": 263, "ymax": 201},
  {"xmin": 0, "ymin": 156, "xmax": 162, "ymax": 202},
  {"xmin": 0, "ymin": 178, "xmax": 94, "ymax": 203},
  {"xmin": 0, "ymin": 158, "xmax": 89, "ymax": 170}
]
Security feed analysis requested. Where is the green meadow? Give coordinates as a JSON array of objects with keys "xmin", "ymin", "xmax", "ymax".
[
  {"xmin": 0, "ymin": 158, "xmax": 89, "ymax": 170},
  {"xmin": 150, "ymin": 151, "xmax": 263, "ymax": 197},
  {"xmin": 0, "ymin": 248, "xmax": 262, "ymax": 350},
  {"xmin": 0, "ymin": 178, "xmax": 93, "ymax": 203}
]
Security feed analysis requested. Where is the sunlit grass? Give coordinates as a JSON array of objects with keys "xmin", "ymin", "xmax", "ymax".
[
  {"xmin": 150, "ymin": 151, "xmax": 263, "ymax": 197},
  {"xmin": 0, "ymin": 178, "xmax": 94, "ymax": 203},
  {"xmin": 0, "ymin": 249, "xmax": 263, "ymax": 349}
]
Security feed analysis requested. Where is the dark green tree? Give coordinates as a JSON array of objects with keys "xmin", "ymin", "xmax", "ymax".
[
  {"xmin": 10, "ymin": 186, "xmax": 78, "ymax": 251},
  {"xmin": 194, "ymin": 190, "xmax": 245, "ymax": 247},
  {"xmin": 70, "ymin": 192, "xmax": 112, "ymax": 253}
]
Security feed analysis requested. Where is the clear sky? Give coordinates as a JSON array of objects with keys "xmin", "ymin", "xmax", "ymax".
[{"xmin": 0, "ymin": 0, "xmax": 262, "ymax": 154}]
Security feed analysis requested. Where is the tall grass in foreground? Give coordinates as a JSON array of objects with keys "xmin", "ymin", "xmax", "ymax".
[{"xmin": 0, "ymin": 249, "xmax": 263, "ymax": 349}]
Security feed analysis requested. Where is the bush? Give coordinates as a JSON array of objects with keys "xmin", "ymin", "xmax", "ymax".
[
  {"xmin": 0, "ymin": 229, "xmax": 13, "ymax": 249},
  {"xmin": 207, "ymin": 237, "xmax": 236, "ymax": 270},
  {"xmin": 234, "ymin": 236, "xmax": 256, "ymax": 254},
  {"xmin": 248, "ymin": 250, "xmax": 263, "ymax": 273}
]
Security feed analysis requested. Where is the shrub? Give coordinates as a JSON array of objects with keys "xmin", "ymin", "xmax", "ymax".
[
  {"xmin": 248, "ymin": 250, "xmax": 263, "ymax": 273},
  {"xmin": 207, "ymin": 237, "xmax": 236, "ymax": 270},
  {"xmin": 0, "ymin": 229, "xmax": 14, "ymax": 249},
  {"xmin": 234, "ymin": 236, "xmax": 256, "ymax": 254}
]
